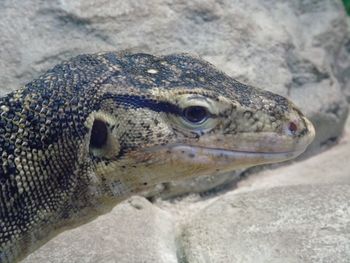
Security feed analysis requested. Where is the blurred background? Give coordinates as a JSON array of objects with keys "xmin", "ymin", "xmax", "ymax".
[{"xmin": 344, "ymin": 0, "xmax": 350, "ymax": 14}]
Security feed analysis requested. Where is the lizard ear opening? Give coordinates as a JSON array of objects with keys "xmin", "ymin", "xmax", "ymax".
[
  {"xmin": 88, "ymin": 113, "xmax": 120, "ymax": 159},
  {"xmin": 90, "ymin": 119, "xmax": 108, "ymax": 149}
]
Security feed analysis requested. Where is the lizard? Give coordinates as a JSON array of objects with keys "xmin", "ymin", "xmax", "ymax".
[{"xmin": 0, "ymin": 51, "xmax": 315, "ymax": 263}]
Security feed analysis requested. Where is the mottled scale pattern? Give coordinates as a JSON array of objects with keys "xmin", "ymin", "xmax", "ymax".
[
  {"xmin": 0, "ymin": 52, "xmax": 315, "ymax": 263},
  {"xmin": 0, "ymin": 53, "xmax": 116, "ymax": 262}
]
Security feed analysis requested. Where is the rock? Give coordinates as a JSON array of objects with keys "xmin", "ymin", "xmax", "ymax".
[
  {"xmin": 22, "ymin": 197, "xmax": 178, "ymax": 263},
  {"xmin": 336, "ymin": 36, "xmax": 350, "ymax": 102},
  {"xmin": 179, "ymin": 184, "xmax": 350, "ymax": 263}
]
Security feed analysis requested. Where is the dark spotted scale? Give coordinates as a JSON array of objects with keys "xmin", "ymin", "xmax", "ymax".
[
  {"xmin": 0, "ymin": 52, "xmax": 297, "ymax": 263},
  {"xmin": 0, "ymin": 53, "xmax": 120, "ymax": 263}
]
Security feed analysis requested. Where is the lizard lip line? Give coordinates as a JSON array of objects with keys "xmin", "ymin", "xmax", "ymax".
[{"xmin": 143, "ymin": 144, "xmax": 307, "ymax": 158}]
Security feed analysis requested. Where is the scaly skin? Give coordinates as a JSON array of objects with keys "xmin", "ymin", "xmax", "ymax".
[{"xmin": 0, "ymin": 52, "xmax": 315, "ymax": 262}]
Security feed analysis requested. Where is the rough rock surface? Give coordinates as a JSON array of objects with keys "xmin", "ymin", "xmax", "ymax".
[
  {"xmin": 179, "ymin": 184, "xmax": 350, "ymax": 263},
  {"xmin": 23, "ymin": 197, "xmax": 177, "ymax": 263}
]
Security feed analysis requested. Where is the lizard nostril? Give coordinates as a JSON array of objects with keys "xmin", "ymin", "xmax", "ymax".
[{"xmin": 288, "ymin": 121, "xmax": 298, "ymax": 134}]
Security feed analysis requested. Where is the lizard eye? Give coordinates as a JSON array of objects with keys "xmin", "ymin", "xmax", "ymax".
[{"xmin": 182, "ymin": 106, "xmax": 209, "ymax": 124}]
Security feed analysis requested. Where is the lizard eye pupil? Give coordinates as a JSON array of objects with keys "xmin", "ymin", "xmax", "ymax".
[
  {"xmin": 183, "ymin": 106, "xmax": 209, "ymax": 124},
  {"xmin": 90, "ymin": 119, "xmax": 108, "ymax": 149}
]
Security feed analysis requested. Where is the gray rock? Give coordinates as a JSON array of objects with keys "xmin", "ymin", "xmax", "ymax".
[
  {"xmin": 22, "ymin": 197, "xmax": 177, "ymax": 263},
  {"xmin": 0, "ymin": 0, "xmax": 349, "ymax": 197},
  {"xmin": 179, "ymin": 184, "xmax": 350, "ymax": 263}
]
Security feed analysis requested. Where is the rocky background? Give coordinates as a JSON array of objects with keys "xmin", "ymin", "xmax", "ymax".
[{"xmin": 0, "ymin": 0, "xmax": 349, "ymax": 262}]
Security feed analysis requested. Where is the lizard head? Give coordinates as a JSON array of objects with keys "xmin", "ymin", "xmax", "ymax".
[{"xmin": 87, "ymin": 53, "xmax": 315, "ymax": 194}]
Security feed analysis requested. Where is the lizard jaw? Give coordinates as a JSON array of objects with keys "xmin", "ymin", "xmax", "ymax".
[{"xmin": 141, "ymin": 143, "xmax": 309, "ymax": 174}]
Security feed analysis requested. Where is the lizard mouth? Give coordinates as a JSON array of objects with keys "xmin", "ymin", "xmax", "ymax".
[
  {"xmin": 142, "ymin": 143, "xmax": 308, "ymax": 171},
  {"xmin": 184, "ymin": 144, "xmax": 306, "ymax": 161},
  {"xmin": 138, "ymin": 120, "xmax": 315, "ymax": 171}
]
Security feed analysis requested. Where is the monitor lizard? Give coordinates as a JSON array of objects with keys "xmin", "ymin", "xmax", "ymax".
[{"xmin": 0, "ymin": 52, "xmax": 315, "ymax": 262}]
